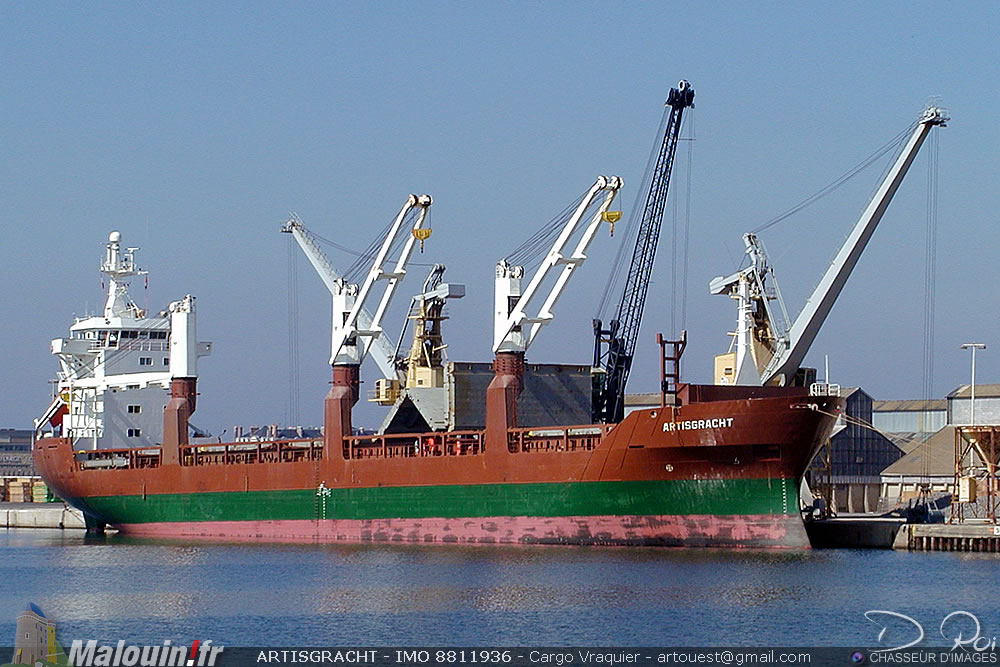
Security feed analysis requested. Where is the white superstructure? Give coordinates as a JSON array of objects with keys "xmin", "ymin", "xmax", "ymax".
[{"xmin": 35, "ymin": 232, "xmax": 212, "ymax": 450}]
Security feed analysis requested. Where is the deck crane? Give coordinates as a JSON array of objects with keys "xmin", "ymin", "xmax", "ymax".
[
  {"xmin": 592, "ymin": 80, "xmax": 695, "ymax": 423},
  {"xmin": 371, "ymin": 263, "xmax": 465, "ymax": 433},
  {"xmin": 493, "ymin": 175, "xmax": 623, "ymax": 356},
  {"xmin": 485, "ymin": 175, "xmax": 622, "ymax": 435},
  {"xmin": 392, "ymin": 263, "xmax": 465, "ymax": 393},
  {"xmin": 280, "ymin": 194, "xmax": 432, "ymax": 378},
  {"xmin": 282, "ymin": 217, "xmax": 397, "ymax": 381},
  {"xmin": 710, "ymin": 104, "xmax": 948, "ymax": 387}
]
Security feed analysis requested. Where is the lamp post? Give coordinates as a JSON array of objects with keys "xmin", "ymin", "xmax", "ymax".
[
  {"xmin": 960, "ymin": 343, "xmax": 986, "ymax": 426},
  {"xmin": 960, "ymin": 343, "xmax": 986, "ymax": 479}
]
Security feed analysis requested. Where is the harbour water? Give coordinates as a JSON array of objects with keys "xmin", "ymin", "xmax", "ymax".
[{"xmin": 3, "ymin": 528, "xmax": 999, "ymax": 648}]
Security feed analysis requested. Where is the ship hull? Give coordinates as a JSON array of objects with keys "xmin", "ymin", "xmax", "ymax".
[
  {"xmin": 34, "ymin": 390, "xmax": 842, "ymax": 549},
  {"xmin": 109, "ymin": 514, "xmax": 808, "ymax": 548},
  {"xmin": 68, "ymin": 477, "xmax": 805, "ymax": 546}
]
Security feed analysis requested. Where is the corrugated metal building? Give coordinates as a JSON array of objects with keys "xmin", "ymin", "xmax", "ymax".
[
  {"xmin": 624, "ymin": 393, "xmax": 661, "ymax": 415},
  {"xmin": 872, "ymin": 399, "xmax": 947, "ymax": 433},
  {"xmin": 947, "ymin": 384, "xmax": 1000, "ymax": 425},
  {"xmin": 879, "ymin": 427, "xmax": 956, "ymax": 502},
  {"xmin": 0, "ymin": 428, "xmax": 33, "ymax": 476},
  {"xmin": 873, "ymin": 385, "xmax": 1000, "ymax": 505},
  {"xmin": 809, "ymin": 387, "xmax": 905, "ymax": 513}
]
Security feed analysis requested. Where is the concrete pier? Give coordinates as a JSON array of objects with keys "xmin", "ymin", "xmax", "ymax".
[
  {"xmin": 1, "ymin": 502, "xmax": 86, "ymax": 529},
  {"xmin": 894, "ymin": 522, "xmax": 1000, "ymax": 551}
]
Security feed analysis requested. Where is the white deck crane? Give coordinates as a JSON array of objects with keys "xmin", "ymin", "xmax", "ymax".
[
  {"xmin": 494, "ymin": 175, "xmax": 623, "ymax": 355},
  {"xmin": 280, "ymin": 194, "xmax": 432, "ymax": 377},
  {"xmin": 711, "ymin": 104, "xmax": 948, "ymax": 386}
]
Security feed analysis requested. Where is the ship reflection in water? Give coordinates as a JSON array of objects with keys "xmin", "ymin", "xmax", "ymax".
[{"xmin": 3, "ymin": 528, "xmax": 998, "ymax": 647}]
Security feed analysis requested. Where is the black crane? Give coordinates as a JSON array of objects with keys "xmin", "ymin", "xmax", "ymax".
[{"xmin": 592, "ymin": 80, "xmax": 695, "ymax": 423}]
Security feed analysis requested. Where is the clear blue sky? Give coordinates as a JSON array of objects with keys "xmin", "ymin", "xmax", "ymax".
[{"xmin": 2, "ymin": 2, "xmax": 997, "ymax": 432}]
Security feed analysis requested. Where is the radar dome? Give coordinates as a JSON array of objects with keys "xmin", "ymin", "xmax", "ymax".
[{"xmin": 109, "ymin": 231, "xmax": 121, "ymax": 242}]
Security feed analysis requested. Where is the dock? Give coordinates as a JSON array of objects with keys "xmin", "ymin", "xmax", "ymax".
[
  {"xmin": 894, "ymin": 522, "xmax": 1000, "ymax": 551},
  {"xmin": 1, "ymin": 501, "xmax": 86, "ymax": 530}
]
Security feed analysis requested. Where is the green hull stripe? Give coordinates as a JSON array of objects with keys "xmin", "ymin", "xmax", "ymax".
[{"xmin": 78, "ymin": 478, "xmax": 793, "ymax": 525}]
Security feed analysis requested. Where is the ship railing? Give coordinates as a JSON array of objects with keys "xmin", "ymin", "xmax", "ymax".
[
  {"xmin": 117, "ymin": 340, "xmax": 170, "ymax": 353},
  {"xmin": 179, "ymin": 439, "xmax": 323, "ymax": 466},
  {"xmin": 343, "ymin": 430, "xmax": 485, "ymax": 461},
  {"xmin": 506, "ymin": 424, "xmax": 610, "ymax": 454},
  {"xmin": 809, "ymin": 382, "xmax": 841, "ymax": 397},
  {"xmin": 85, "ymin": 340, "xmax": 170, "ymax": 353},
  {"xmin": 77, "ymin": 447, "xmax": 162, "ymax": 470}
]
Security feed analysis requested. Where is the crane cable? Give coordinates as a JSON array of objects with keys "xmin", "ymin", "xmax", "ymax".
[
  {"xmin": 681, "ymin": 111, "xmax": 695, "ymax": 331},
  {"xmin": 344, "ymin": 210, "xmax": 413, "ymax": 282},
  {"xmin": 596, "ymin": 106, "xmax": 672, "ymax": 320},
  {"xmin": 670, "ymin": 138, "xmax": 679, "ymax": 333},
  {"xmin": 670, "ymin": 111, "xmax": 695, "ymax": 333},
  {"xmin": 750, "ymin": 122, "xmax": 916, "ymax": 235},
  {"xmin": 920, "ymin": 129, "xmax": 940, "ymax": 482},
  {"xmin": 286, "ymin": 234, "xmax": 300, "ymax": 426},
  {"xmin": 669, "ymin": 115, "xmax": 697, "ymax": 334},
  {"xmin": 292, "ymin": 206, "xmax": 432, "ymax": 283},
  {"xmin": 503, "ymin": 190, "xmax": 589, "ymax": 268},
  {"xmin": 309, "ymin": 229, "xmax": 368, "ymax": 258}
]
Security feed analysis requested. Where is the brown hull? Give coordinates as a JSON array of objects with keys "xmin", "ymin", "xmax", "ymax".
[{"xmin": 35, "ymin": 386, "xmax": 843, "ymax": 550}]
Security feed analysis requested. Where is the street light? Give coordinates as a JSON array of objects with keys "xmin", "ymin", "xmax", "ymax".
[
  {"xmin": 960, "ymin": 343, "xmax": 986, "ymax": 481},
  {"xmin": 960, "ymin": 343, "xmax": 986, "ymax": 426}
]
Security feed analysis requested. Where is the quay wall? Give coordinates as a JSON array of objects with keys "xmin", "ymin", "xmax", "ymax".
[{"xmin": 1, "ymin": 502, "xmax": 86, "ymax": 529}]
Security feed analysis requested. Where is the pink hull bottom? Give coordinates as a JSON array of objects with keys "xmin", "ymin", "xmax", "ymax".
[{"xmin": 115, "ymin": 514, "xmax": 811, "ymax": 548}]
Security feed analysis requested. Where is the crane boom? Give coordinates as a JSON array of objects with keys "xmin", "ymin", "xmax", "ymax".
[
  {"xmin": 710, "ymin": 104, "xmax": 948, "ymax": 387},
  {"xmin": 493, "ymin": 175, "xmax": 622, "ymax": 354},
  {"xmin": 282, "ymin": 216, "xmax": 398, "ymax": 378},
  {"xmin": 592, "ymin": 80, "xmax": 694, "ymax": 423},
  {"xmin": 762, "ymin": 105, "xmax": 948, "ymax": 386},
  {"xmin": 280, "ymin": 200, "xmax": 429, "ymax": 379},
  {"xmin": 333, "ymin": 194, "xmax": 432, "ymax": 368}
]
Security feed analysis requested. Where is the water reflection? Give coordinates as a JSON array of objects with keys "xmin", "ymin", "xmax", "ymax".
[{"xmin": 3, "ymin": 529, "xmax": 999, "ymax": 647}]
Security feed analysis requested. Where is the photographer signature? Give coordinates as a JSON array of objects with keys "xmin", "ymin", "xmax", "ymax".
[{"xmin": 865, "ymin": 610, "xmax": 998, "ymax": 653}]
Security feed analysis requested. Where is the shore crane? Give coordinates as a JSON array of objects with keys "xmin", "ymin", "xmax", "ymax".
[
  {"xmin": 710, "ymin": 104, "xmax": 949, "ymax": 387},
  {"xmin": 281, "ymin": 194, "xmax": 432, "ymax": 379},
  {"xmin": 392, "ymin": 263, "xmax": 465, "ymax": 394},
  {"xmin": 370, "ymin": 263, "xmax": 465, "ymax": 432},
  {"xmin": 592, "ymin": 80, "xmax": 695, "ymax": 423},
  {"xmin": 493, "ymin": 175, "xmax": 623, "ymax": 356}
]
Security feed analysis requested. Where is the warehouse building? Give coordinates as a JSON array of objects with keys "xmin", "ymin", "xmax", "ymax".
[{"xmin": 0, "ymin": 428, "xmax": 33, "ymax": 477}]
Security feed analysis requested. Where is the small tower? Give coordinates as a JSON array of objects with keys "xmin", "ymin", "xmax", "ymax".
[{"xmin": 12, "ymin": 602, "xmax": 60, "ymax": 666}]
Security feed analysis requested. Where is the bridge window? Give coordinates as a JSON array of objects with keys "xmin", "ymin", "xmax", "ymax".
[
  {"xmin": 139, "ymin": 357, "xmax": 152, "ymax": 366},
  {"xmin": 127, "ymin": 428, "xmax": 142, "ymax": 438},
  {"xmin": 127, "ymin": 405, "xmax": 141, "ymax": 414}
]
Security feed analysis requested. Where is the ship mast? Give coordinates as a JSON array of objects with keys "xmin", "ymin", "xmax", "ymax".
[{"xmin": 101, "ymin": 230, "xmax": 147, "ymax": 319}]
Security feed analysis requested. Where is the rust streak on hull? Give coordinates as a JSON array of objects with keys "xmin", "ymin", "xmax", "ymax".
[{"xmin": 116, "ymin": 513, "xmax": 808, "ymax": 548}]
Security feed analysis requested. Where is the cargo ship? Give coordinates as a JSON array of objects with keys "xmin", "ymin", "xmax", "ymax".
[
  {"xmin": 32, "ymin": 88, "xmax": 949, "ymax": 549},
  {"xmin": 33, "ymin": 230, "xmax": 843, "ymax": 548}
]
